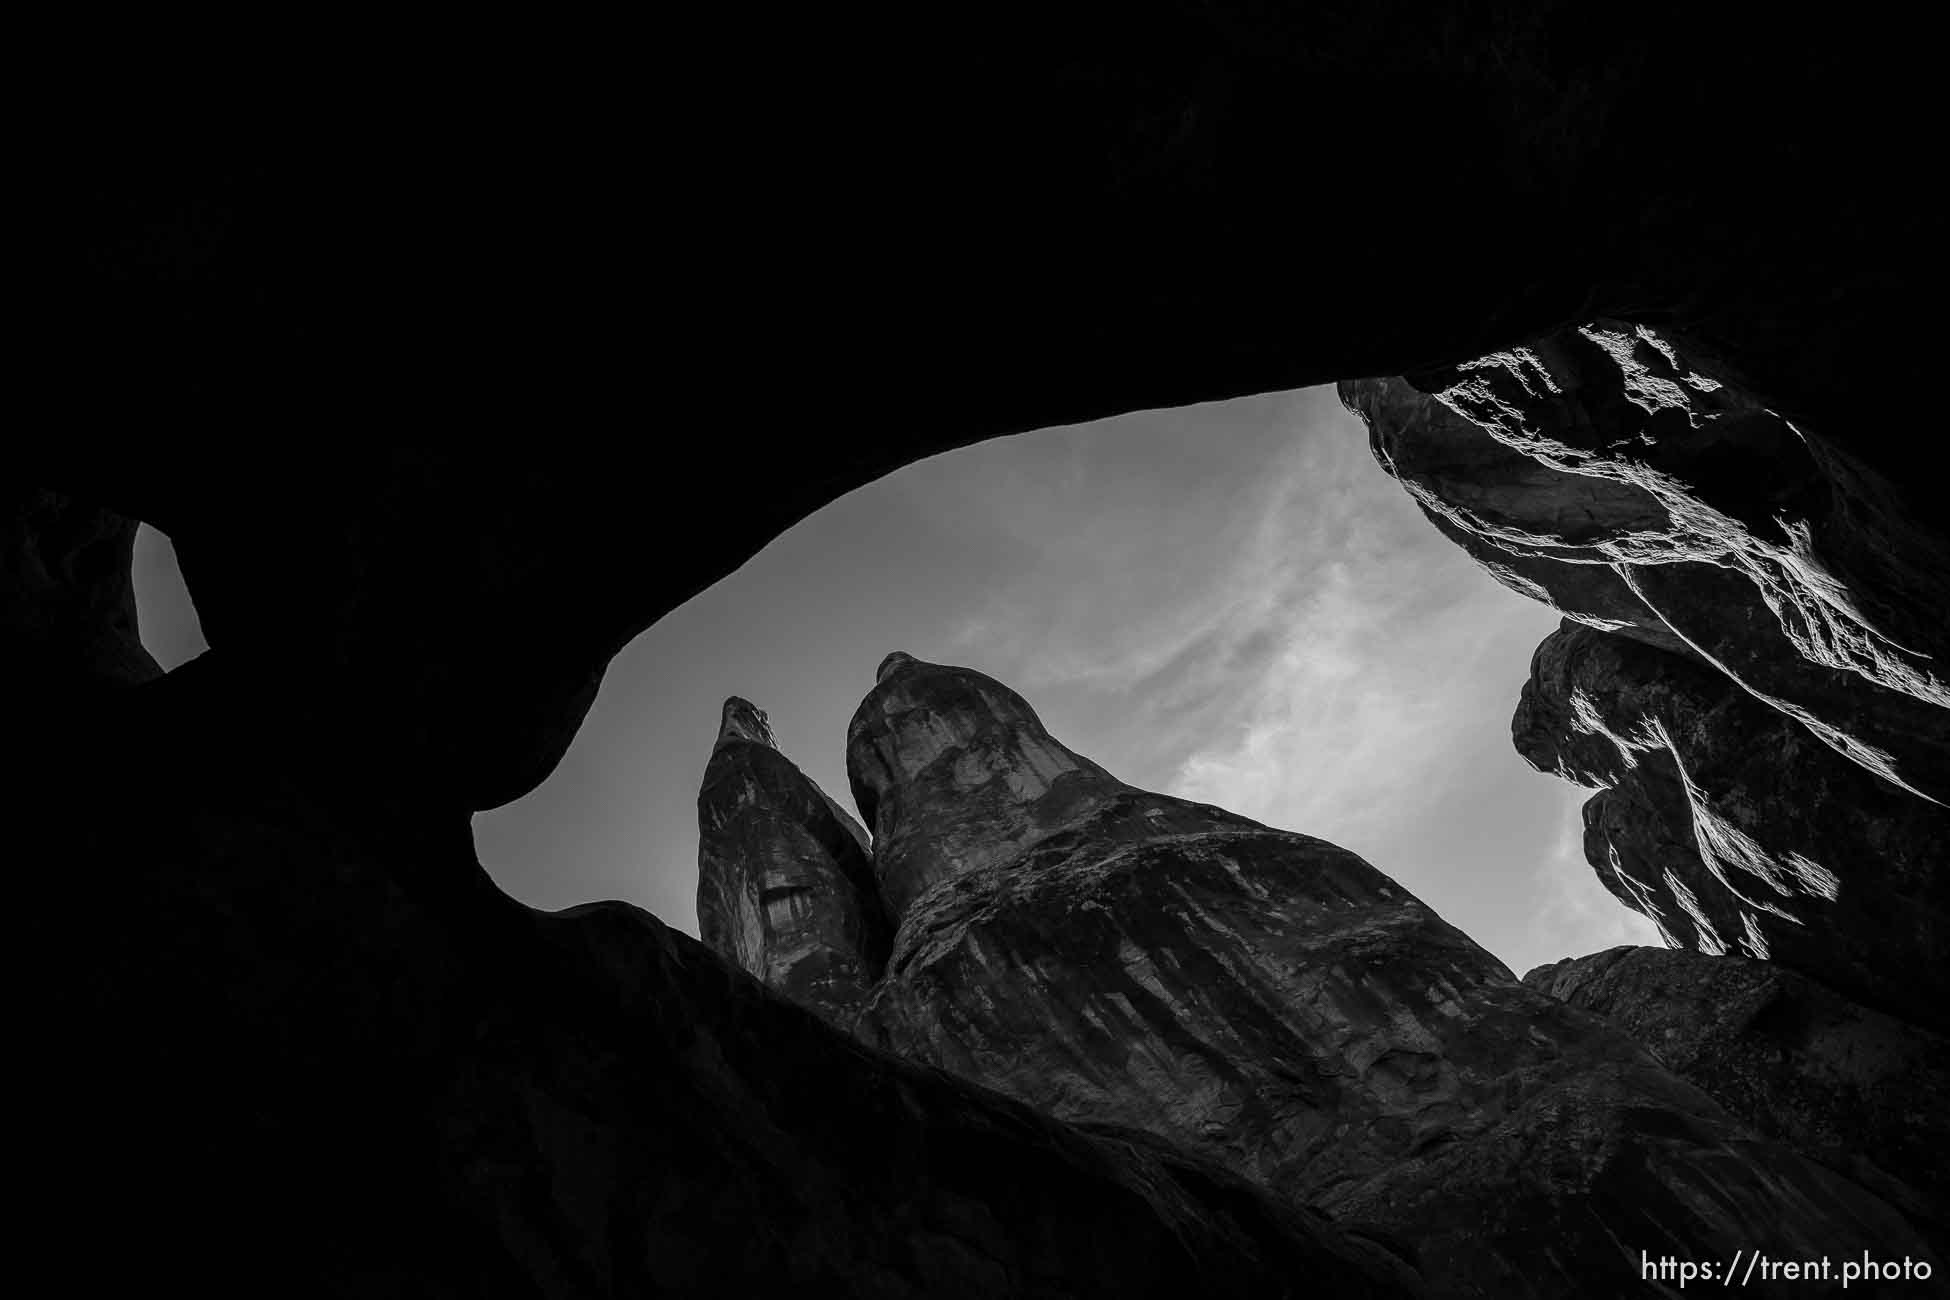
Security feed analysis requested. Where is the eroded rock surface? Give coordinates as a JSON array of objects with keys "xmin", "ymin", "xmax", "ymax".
[
  {"xmin": 45, "ymin": 664, "xmax": 1421, "ymax": 1298},
  {"xmin": 1342, "ymin": 322, "xmax": 1950, "ymax": 803},
  {"xmin": 1517, "ymin": 622, "xmax": 1950, "ymax": 1030},
  {"xmin": 1526, "ymin": 946, "xmax": 1948, "ymax": 1248},
  {"xmin": 40, "ymin": 33, "xmax": 1940, "ymax": 1294},
  {"xmin": 688, "ymin": 654, "xmax": 1933, "ymax": 1298},
  {"xmin": 845, "ymin": 650, "xmax": 1136, "ymax": 921},
  {"xmin": 571, "ymin": 898, "xmax": 1427, "ymax": 1300},
  {"xmin": 698, "ymin": 696, "xmax": 890, "ymax": 1026},
  {"xmin": 1340, "ymin": 323, "xmax": 1950, "ymax": 1010}
]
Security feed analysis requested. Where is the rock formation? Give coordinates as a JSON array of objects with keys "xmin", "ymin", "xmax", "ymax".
[
  {"xmin": 844, "ymin": 649, "xmax": 1141, "ymax": 920},
  {"xmin": 697, "ymin": 696, "xmax": 889, "ymax": 1025},
  {"xmin": 1341, "ymin": 323, "xmax": 1950, "ymax": 1020},
  {"xmin": 700, "ymin": 655, "xmax": 1933, "ymax": 1297},
  {"xmin": 575, "ymin": 898, "xmax": 1425, "ymax": 1299},
  {"xmin": 1343, "ymin": 323, "xmax": 1950, "ymax": 799},
  {"xmin": 1526, "ymin": 946, "xmax": 1948, "ymax": 1247},
  {"xmin": 33, "ymin": 20, "xmax": 1940, "ymax": 1296},
  {"xmin": 1518, "ymin": 621, "xmax": 1950, "ymax": 1031},
  {"xmin": 1337, "ymin": 318, "xmax": 1950, "ymax": 1273},
  {"xmin": 26, "ymin": 652, "xmax": 1420, "ymax": 1297}
]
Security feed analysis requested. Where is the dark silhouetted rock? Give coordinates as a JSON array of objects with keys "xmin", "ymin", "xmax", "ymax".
[
  {"xmin": 43, "ymin": 659, "xmax": 1423, "ymax": 1297},
  {"xmin": 835, "ymin": 654, "xmax": 1929, "ymax": 1299},
  {"xmin": 1526, "ymin": 946, "xmax": 1949, "ymax": 1249},
  {"xmin": 3, "ymin": 487, "xmax": 160, "ymax": 691},
  {"xmin": 43, "ymin": 9, "xmax": 1931, "ymax": 817},
  {"xmin": 592, "ymin": 902, "xmax": 1426, "ymax": 1300},
  {"xmin": 29, "ymin": 24, "xmax": 1940, "ymax": 1295},
  {"xmin": 698, "ymin": 696, "xmax": 890, "ymax": 1026}
]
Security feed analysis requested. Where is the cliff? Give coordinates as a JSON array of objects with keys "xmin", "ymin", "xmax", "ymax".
[
  {"xmin": 1516, "ymin": 620, "xmax": 1948, "ymax": 1030},
  {"xmin": 1340, "ymin": 323, "xmax": 1950, "ymax": 1020},
  {"xmin": 699, "ymin": 655, "xmax": 1931, "ymax": 1297}
]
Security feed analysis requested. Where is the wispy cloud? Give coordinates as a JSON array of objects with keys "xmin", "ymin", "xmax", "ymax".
[
  {"xmin": 1166, "ymin": 554, "xmax": 1500, "ymax": 844},
  {"xmin": 943, "ymin": 432, "xmax": 1314, "ymax": 703},
  {"xmin": 939, "ymin": 393, "xmax": 1381, "ymax": 736},
  {"xmin": 931, "ymin": 391, "xmax": 1528, "ymax": 835},
  {"xmin": 920, "ymin": 389, "xmax": 1661, "ymax": 974}
]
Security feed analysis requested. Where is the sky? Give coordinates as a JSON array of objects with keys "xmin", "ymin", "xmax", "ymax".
[{"xmin": 131, "ymin": 386, "xmax": 1661, "ymax": 978}]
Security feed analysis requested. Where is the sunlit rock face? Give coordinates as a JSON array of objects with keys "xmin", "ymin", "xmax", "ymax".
[
  {"xmin": 1526, "ymin": 946, "xmax": 1948, "ymax": 1251},
  {"xmin": 697, "ymin": 697, "xmax": 889, "ymax": 1026},
  {"xmin": 826, "ymin": 655, "xmax": 1927, "ymax": 1299},
  {"xmin": 1340, "ymin": 324, "xmax": 1950, "ymax": 1010},
  {"xmin": 1341, "ymin": 322, "xmax": 1950, "ymax": 805},
  {"xmin": 1517, "ymin": 623, "xmax": 1950, "ymax": 1031}
]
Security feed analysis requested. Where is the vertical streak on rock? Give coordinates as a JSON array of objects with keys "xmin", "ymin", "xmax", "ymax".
[
  {"xmin": 696, "ymin": 697, "xmax": 889, "ymax": 1026},
  {"xmin": 847, "ymin": 651, "xmax": 1132, "ymax": 921}
]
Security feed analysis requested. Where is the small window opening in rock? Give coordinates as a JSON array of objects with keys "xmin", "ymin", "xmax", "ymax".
[{"xmin": 132, "ymin": 523, "xmax": 209, "ymax": 671}]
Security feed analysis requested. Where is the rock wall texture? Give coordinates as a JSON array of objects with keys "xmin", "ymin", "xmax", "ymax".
[
  {"xmin": 698, "ymin": 696, "xmax": 890, "ymax": 1026},
  {"xmin": 1519, "ymin": 621, "xmax": 1950, "ymax": 1030},
  {"xmin": 32, "ymin": 18, "xmax": 1938, "ymax": 1296},
  {"xmin": 1340, "ymin": 323, "xmax": 1950, "ymax": 1027},
  {"xmin": 702, "ymin": 656, "xmax": 1932, "ymax": 1298},
  {"xmin": 845, "ymin": 650, "xmax": 1135, "ymax": 921},
  {"xmin": 1526, "ymin": 946, "xmax": 1948, "ymax": 1249}
]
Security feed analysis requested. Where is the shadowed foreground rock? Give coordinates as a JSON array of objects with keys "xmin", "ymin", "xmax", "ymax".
[
  {"xmin": 1526, "ymin": 946, "xmax": 1948, "ymax": 1250},
  {"xmin": 702, "ymin": 655, "xmax": 1933, "ymax": 1297},
  {"xmin": 580, "ymin": 901, "xmax": 1426, "ymax": 1299},
  {"xmin": 2, "ymin": 487, "xmax": 161, "ymax": 690},
  {"xmin": 34, "ymin": 662, "xmax": 1418, "ymax": 1298},
  {"xmin": 30, "ymin": 26, "xmax": 1939, "ymax": 1295},
  {"xmin": 1340, "ymin": 323, "xmax": 1950, "ymax": 1016}
]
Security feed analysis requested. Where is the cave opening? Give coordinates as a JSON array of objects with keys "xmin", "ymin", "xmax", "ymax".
[
  {"xmin": 243, "ymin": 383, "xmax": 1662, "ymax": 980},
  {"xmin": 123, "ymin": 393, "xmax": 1658, "ymax": 977}
]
